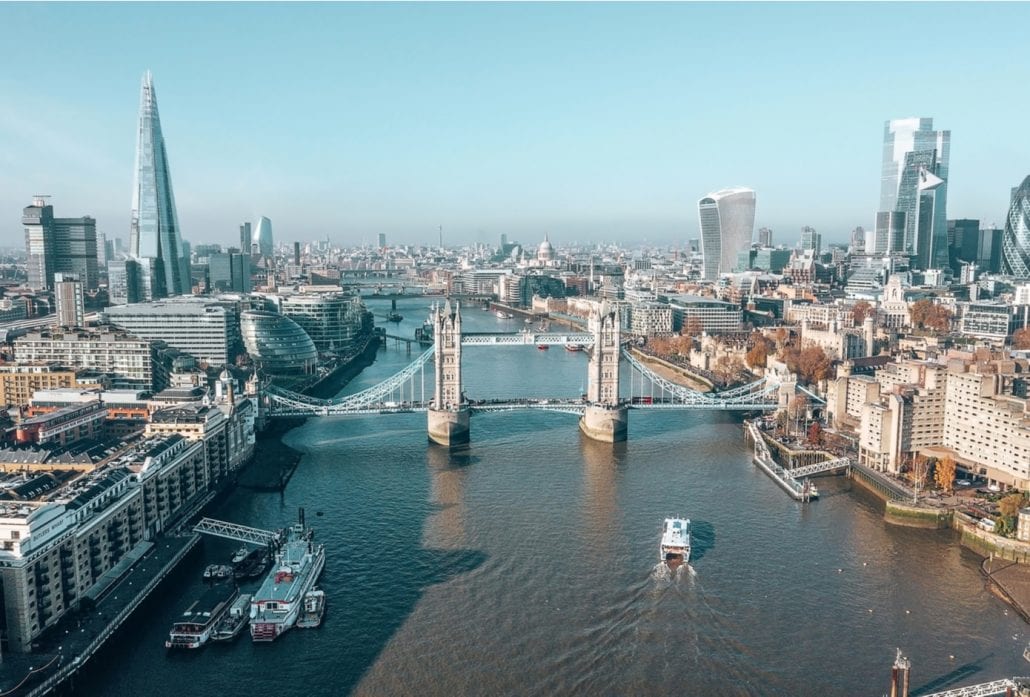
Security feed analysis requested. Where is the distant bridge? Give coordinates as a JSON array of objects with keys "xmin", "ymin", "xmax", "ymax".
[{"xmin": 258, "ymin": 301, "xmax": 796, "ymax": 443}]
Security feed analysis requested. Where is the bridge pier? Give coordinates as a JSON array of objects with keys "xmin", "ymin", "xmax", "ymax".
[
  {"xmin": 428, "ymin": 407, "xmax": 470, "ymax": 447},
  {"xmin": 579, "ymin": 405, "xmax": 628, "ymax": 443}
]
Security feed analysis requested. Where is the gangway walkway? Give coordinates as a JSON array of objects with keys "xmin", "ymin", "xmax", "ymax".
[
  {"xmin": 918, "ymin": 677, "xmax": 1030, "ymax": 696},
  {"xmin": 746, "ymin": 421, "xmax": 816, "ymax": 502},
  {"xmin": 193, "ymin": 518, "xmax": 280, "ymax": 546},
  {"xmin": 788, "ymin": 457, "xmax": 851, "ymax": 479}
]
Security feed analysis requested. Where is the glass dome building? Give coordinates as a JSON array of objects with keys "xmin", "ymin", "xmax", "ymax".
[
  {"xmin": 240, "ymin": 310, "xmax": 317, "ymax": 375},
  {"xmin": 1003, "ymin": 175, "xmax": 1030, "ymax": 278}
]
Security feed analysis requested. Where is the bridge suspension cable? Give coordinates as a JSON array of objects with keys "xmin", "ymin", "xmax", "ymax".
[{"xmin": 621, "ymin": 348, "xmax": 779, "ymax": 409}]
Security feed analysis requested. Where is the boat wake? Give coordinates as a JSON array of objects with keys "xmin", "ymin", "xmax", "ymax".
[{"xmin": 650, "ymin": 562, "xmax": 695, "ymax": 588}]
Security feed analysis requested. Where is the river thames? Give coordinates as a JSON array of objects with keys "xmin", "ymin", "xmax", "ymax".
[{"xmin": 78, "ymin": 297, "xmax": 1029, "ymax": 696}]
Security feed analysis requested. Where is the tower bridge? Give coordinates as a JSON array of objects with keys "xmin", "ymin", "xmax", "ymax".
[{"xmin": 260, "ymin": 301, "xmax": 792, "ymax": 445}]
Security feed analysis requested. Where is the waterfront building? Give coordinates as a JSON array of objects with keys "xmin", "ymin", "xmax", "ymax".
[
  {"xmin": 105, "ymin": 297, "xmax": 241, "ymax": 366},
  {"xmin": 54, "ymin": 273, "xmax": 85, "ymax": 328},
  {"xmin": 254, "ymin": 216, "xmax": 274, "ymax": 257},
  {"xmin": 879, "ymin": 117, "xmax": 950, "ymax": 269},
  {"xmin": 628, "ymin": 302, "xmax": 673, "ymax": 337},
  {"xmin": 1002, "ymin": 175, "xmax": 1030, "ymax": 277},
  {"xmin": 0, "ymin": 434, "xmax": 207, "ymax": 652},
  {"xmin": 697, "ymin": 188, "xmax": 756, "ymax": 281},
  {"xmin": 278, "ymin": 293, "xmax": 368, "ymax": 354},
  {"xmin": 14, "ymin": 327, "xmax": 162, "ymax": 392},
  {"xmin": 240, "ymin": 311, "xmax": 317, "ymax": 375},
  {"xmin": 665, "ymin": 294, "xmax": 742, "ymax": 335},
  {"xmin": 129, "ymin": 72, "xmax": 189, "ymax": 299},
  {"xmin": 147, "ymin": 403, "xmax": 235, "ymax": 486},
  {"xmin": 15, "ymin": 400, "xmax": 107, "ymax": 447},
  {"xmin": 23, "ymin": 196, "xmax": 99, "ymax": 291}
]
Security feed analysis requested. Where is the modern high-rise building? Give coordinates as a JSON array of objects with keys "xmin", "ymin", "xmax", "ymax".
[
  {"xmin": 879, "ymin": 117, "xmax": 950, "ymax": 269},
  {"xmin": 697, "ymin": 188, "xmax": 756, "ymax": 281},
  {"xmin": 377, "ymin": 233, "xmax": 387, "ymax": 250},
  {"xmin": 850, "ymin": 226, "xmax": 866, "ymax": 253},
  {"xmin": 800, "ymin": 226, "xmax": 821, "ymax": 254},
  {"xmin": 23, "ymin": 196, "xmax": 99, "ymax": 291},
  {"xmin": 208, "ymin": 252, "xmax": 251, "ymax": 293},
  {"xmin": 254, "ymin": 216, "xmax": 274, "ymax": 257},
  {"xmin": 53, "ymin": 273, "xmax": 85, "ymax": 328},
  {"xmin": 757, "ymin": 227, "xmax": 773, "ymax": 247},
  {"xmin": 874, "ymin": 211, "xmax": 907, "ymax": 254},
  {"xmin": 1003, "ymin": 175, "xmax": 1030, "ymax": 277},
  {"xmin": 129, "ymin": 71, "xmax": 189, "ymax": 299},
  {"xmin": 240, "ymin": 221, "xmax": 252, "ymax": 255}
]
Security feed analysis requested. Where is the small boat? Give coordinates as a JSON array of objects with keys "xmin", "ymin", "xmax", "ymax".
[
  {"xmin": 211, "ymin": 594, "xmax": 252, "ymax": 642},
  {"xmin": 565, "ymin": 344, "xmax": 585, "ymax": 352},
  {"xmin": 537, "ymin": 344, "xmax": 550, "ymax": 350},
  {"xmin": 660, "ymin": 518, "xmax": 691, "ymax": 568},
  {"xmin": 296, "ymin": 588, "xmax": 326, "ymax": 629},
  {"xmin": 495, "ymin": 310, "xmax": 514, "ymax": 320},
  {"xmin": 386, "ymin": 312, "xmax": 403, "ymax": 322},
  {"xmin": 234, "ymin": 548, "xmax": 271, "ymax": 580},
  {"xmin": 166, "ymin": 585, "xmax": 239, "ymax": 649},
  {"xmin": 231, "ymin": 546, "xmax": 249, "ymax": 565}
]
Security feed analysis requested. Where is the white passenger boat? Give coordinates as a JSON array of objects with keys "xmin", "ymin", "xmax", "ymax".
[{"xmin": 660, "ymin": 518, "xmax": 691, "ymax": 566}]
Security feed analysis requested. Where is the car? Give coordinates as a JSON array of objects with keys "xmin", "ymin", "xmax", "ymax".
[
  {"xmin": 955, "ymin": 479, "xmax": 972, "ymax": 487},
  {"xmin": 988, "ymin": 483, "xmax": 1001, "ymax": 492}
]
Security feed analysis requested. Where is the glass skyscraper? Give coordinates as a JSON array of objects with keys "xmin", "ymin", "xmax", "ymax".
[
  {"xmin": 879, "ymin": 117, "xmax": 950, "ymax": 270},
  {"xmin": 697, "ymin": 188, "xmax": 756, "ymax": 281},
  {"xmin": 254, "ymin": 216, "xmax": 274, "ymax": 257},
  {"xmin": 1002, "ymin": 175, "xmax": 1030, "ymax": 278},
  {"xmin": 129, "ymin": 71, "xmax": 189, "ymax": 299}
]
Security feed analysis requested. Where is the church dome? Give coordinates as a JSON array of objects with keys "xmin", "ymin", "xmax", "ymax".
[{"xmin": 537, "ymin": 235, "xmax": 554, "ymax": 261}]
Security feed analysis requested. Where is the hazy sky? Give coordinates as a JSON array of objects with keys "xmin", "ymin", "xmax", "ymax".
[{"xmin": 2, "ymin": 2, "xmax": 1028, "ymax": 250}]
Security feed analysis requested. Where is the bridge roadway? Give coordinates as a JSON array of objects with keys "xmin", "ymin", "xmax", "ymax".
[
  {"xmin": 266, "ymin": 395, "xmax": 780, "ymax": 417},
  {"xmin": 461, "ymin": 331, "xmax": 594, "ymax": 346}
]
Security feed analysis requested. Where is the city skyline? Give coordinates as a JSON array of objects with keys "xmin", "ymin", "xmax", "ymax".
[{"xmin": 2, "ymin": 3, "xmax": 1030, "ymax": 249}]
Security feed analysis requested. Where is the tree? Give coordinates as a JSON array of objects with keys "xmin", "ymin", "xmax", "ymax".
[
  {"xmin": 926, "ymin": 305, "xmax": 953, "ymax": 332},
  {"xmin": 909, "ymin": 299, "xmax": 934, "ymax": 329},
  {"xmin": 798, "ymin": 345, "xmax": 832, "ymax": 384},
  {"xmin": 910, "ymin": 454, "xmax": 933, "ymax": 501},
  {"xmin": 1013, "ymin": 326, "xmax": 1030, "ymax": 350},
  {"xmin": 852, "ymin": 301, "xmax": 873, "ymax": 326},
  {"xmin": 999, "ymin": 493, "xmax": 1025, "ymax": 519},
  {"xmin": 779, "ymin": 344, "xmax": 801, "ymax": 375},
  {"xmin": 746, "ymin": 341, "xmax": 769, "ymax": 369},
  {"xmin": 934, "ymin": 455, "xmax": 957, "ymax": 493},
  {"xmin": 807, "ymin": 421, "xmax": 823, "ymax": 446},
  {"xmin": 787, "ymin": 395, "xmax": 809, "ymax": 437}
]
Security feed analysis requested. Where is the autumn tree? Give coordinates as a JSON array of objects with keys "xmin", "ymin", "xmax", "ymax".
[
  {"xmin": 998, "ymin": 493, "xmax": 1026, "ymax": 519},
  {"xmin": 807, "ymin": 421, "xmax": 823, "ymax": 446},
  {"xmin": 746, "ymin": 341, "xmax": 769, "ymax": 369},
  {"xmin": 787, "ymin": 395, "xmax": 809, "ymax": 436},
  {"xmin": 1013, "ymin": 326, "xmax": 1030, "ymax": 350},
  {"xmin": 779, "ymin": 344, "xmax": 802, "ymax": 375},
  {"xmin": 852, "ymin": 301, "xmax": 873, "ymax": 326},
  {"xmin": 934, "ymin": 455, "xmax": 956, "ymax": 493},
  {"xmin": 925, "ymin": 305, "xmax": 953, "ymax": 332},
  {"xmin": 798, "ymin": 345, "xmax": 832, "ymax": 384},
  {"xmin": 909, "ymin": 299, "xmax": 933, "ymax": 329}
]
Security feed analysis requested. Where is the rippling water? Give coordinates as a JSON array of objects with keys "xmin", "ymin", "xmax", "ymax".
[{"xmin": 80, "ymin": 298, "xmax": 1029, "ymax": 696}]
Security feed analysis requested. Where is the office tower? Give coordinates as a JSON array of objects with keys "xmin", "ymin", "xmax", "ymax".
[
  {"xmin": 240, "ymin": 221, "xmax": 252, "ymax": 254},
  {"xmin": 948, "ymin": 219, "xmax": 981, "ymax": 273},
  {"xmin": 53, "ymin": 273, "xmax": 85, "ymax": 327},
  {"xmin": 1003, "ymin": 175, "xmax": 1030, "ymax": 277},
  {"xmin": 294, "ymin": 242, "xmax": 301, "ymax": 266},
  {"xmin": 23, "ymin": 196, "xmax": 99, "ymax": 290},
  {"xmin": 179, "ymin": 240, "xmax": 191, "ymax": 294},
  {"xmin": 874, "ymin": 211, "xmax": 907, "ymax": 254},
  {"xmin": 879, "ymin": 117, "xmax": 950, "ymax": 268},
  {"xmin": 208, "ymin": 252, "xmax": 251, "ymax": 293},
  {"xmin": 697, "ymin": 188, "xmax": 756, "ymax": 281},
  {"xmin": 800, "ymin": 226, "xmax": 821, "ymax": 254},
  {"xmin": 757, "ymin": 227, "xmax": 773, "ymax": 247},
  {"xmin": 108, "ymin": 258, "xmax": 144, "ymax": 305},
  {"xmin": 850, "ymin": 226, "xmax": 866, "ymax": 253},
  {"xmin": 254, "ymin": 216, "xmax": 274, "ymax": 257},
  {"xmin": 104, "ymin": 237, "xmax": 115, "ymax": 266},
  {"xmin": 97, "ymin": 232, "xmax": 108, "ymax": 267},
  {"xmin": 129, "ymin": 71, "xmax": 189, "ymax": 299},
  {"xmin": 377, "ymin": 233, "xmax": 387, "ymax": 250},
  {"xmin": 500, "ymin": 233, "xmax": 508, "ymax": 249}
]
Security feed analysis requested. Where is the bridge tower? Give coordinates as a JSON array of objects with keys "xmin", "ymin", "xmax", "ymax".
[
  {"xmin": 580, "ymin": 300, "xmax": 628, "ymax": 443},
  {"xmin": 427, "ymin": 300, "xmax": 470, "ymax": 446}
]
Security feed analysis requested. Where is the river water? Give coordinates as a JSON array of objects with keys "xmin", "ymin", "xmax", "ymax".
[{"xmin": 79, "ymin": 297, "xmax": 1029, "ymax": 696}]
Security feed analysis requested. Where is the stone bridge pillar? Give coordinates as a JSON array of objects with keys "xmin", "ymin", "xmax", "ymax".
[
  {"xmin": 580, "ymin": 301, "xmax": 628, "ymax": 443},
  {"xmin": 428, "ymin": 300, "xmax": 470, "ymax": 446}
]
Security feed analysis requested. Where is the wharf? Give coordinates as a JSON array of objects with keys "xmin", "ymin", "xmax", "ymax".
[
  {"xmin": 1, "ymin": 533, "xmax": 201, "ymax": 697},
  {"xmin": 745, "ymin": 421, "xmax": 816, "ymax": 501}
]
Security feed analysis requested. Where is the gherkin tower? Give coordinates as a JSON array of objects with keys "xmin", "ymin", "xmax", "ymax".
[
  {"xmin": 129, "ymin": 71, "xmax": 188, "ymax": 298},
  {"xmin": 1003, "ymin": 175, "xmax": 1030, "ymax": 278}
]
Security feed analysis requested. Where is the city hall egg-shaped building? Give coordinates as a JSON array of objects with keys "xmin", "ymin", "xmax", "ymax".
[{"xmin": 240, "ymin": 310, "xmax": 317, "ymax": 375}]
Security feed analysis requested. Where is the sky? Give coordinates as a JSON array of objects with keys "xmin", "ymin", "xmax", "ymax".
[{"xmin": 1, "ymin": 2, "xmax": 1029, "ymax": 251}]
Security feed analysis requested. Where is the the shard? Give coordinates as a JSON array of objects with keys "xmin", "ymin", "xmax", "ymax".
[{"xmin": 129, "ymin": 70, "xmax": 188, "ymax": 299}]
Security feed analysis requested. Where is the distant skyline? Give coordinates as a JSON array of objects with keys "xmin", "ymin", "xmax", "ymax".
[{"xmin": 2, "ymin": 2, "xmax": 1029, "ymax": 250}]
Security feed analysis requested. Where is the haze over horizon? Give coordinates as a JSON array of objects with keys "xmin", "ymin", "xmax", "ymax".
[{"xmin": 2, "ymin": 2, "xmax": 1028, "ymax": 251}]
